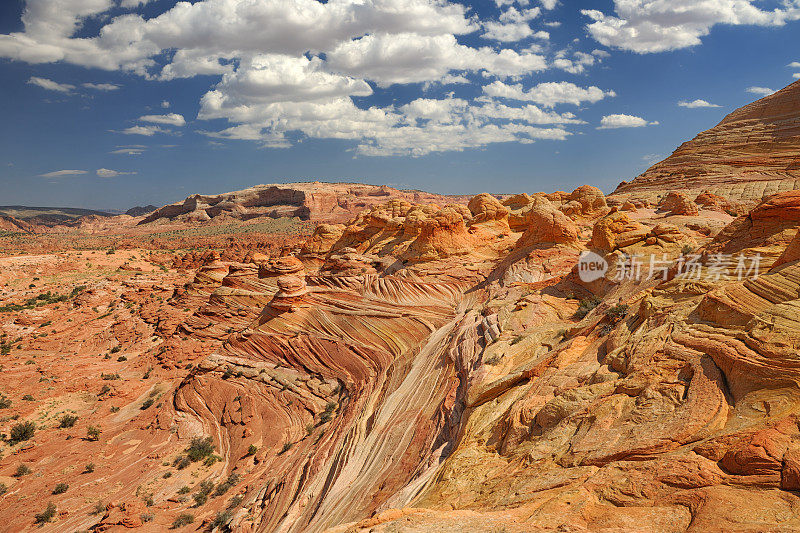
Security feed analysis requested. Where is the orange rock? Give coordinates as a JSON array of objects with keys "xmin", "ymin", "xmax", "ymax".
[
  {"xmin": 615, "ymin": 79, "xmax": 800, "ymax": 204},
  {"xmin": 657, "ymin": 191, "xmax": 699, "ymax": 216}
]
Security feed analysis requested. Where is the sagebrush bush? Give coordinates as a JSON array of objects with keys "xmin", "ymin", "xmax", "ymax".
[
  {"xmin": 186, "ymin": 436, "xmax": 214, "ymax": 462},
  {"xmin": 171, "ymin": 513, "xmax": 194, "ymax": 528},
  {"xmin": 9, "ymin": 421, "xmax": 35, "ymax": 443},
  {"xmin": 34, "ymin": 502, "xmax": 56, "ymax": 524},
  {"xmin": 59, "ymin": 414, "xmax": 78, "ymax": 428},
  {"xmin": 87, "ymin": 425, "xmax": 101, "ymax": 441},
  {"xmin": 574, "ymin": 296, "xmax": 601, "ymax": 319}
]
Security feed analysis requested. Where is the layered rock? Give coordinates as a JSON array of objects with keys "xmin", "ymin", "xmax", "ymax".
[
  {"xmin": 614, "ymin": 79, "xmax": 800, "ymax": 204},
  {"xmin": 139, "ymin": 182, "xmax": 465, "ymax": 225}
]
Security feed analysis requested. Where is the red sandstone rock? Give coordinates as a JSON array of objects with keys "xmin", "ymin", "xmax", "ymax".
[{"xmin": 614, "ymin": 79, "xmax": 800, "ymax": 204}]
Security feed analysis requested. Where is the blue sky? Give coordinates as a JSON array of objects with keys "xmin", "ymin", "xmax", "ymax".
[{"xmin": 0, "ymin": 0, "xmax": 799, "ymax": 211}]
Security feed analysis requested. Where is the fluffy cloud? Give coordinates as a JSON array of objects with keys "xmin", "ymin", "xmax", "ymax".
[
  {"xmin": 482, "ymin": 7, "xmax": 543, "ymax": 42},
  {"xmin": 28, "ymin": 76, "xmax": 75, "ymax": 93},
  {"xmin": 4, "ymin": 0, "xmax": 626, "ymax": 156},
  {"xmin": 120, "ymin": 0, "xmax": 157, "ymax": 8},
  {"xmin": 483, "ymin": 80, "xmax": 615, "ymax": 107},
  {"xmin": 138, "ymin": 113, "xmax": 186, "ymax": 126},
  {"xmin": 39, "ymin": 169, "xmax": 87, "ymax": 178},
  {"xmin": 678, "ymin": 99, "xmax": 720, "ymax": 108},
  {"xmin": 747, "ymin": 86, "xmax": 775, "ymax": 96},
  {"xmin": 553, "ymin": 51, "xmax": 600, "ymax": 74},
  {"xmin": 582, "ymin": 1, "xmax": 800, "ymax": 54},
  {"xmin": 96, "ymin": 168, "xmax": 137, "ymax": 177},
  {"xmin": 597, "ymin": 114, "xmax": 657, "ymax": 129},
  {"xmin": 215, "ymin": 55, "xmax": 372, "ymax": 104},
  {"xmin": 326, "ymin": 33, "xmax": 546, "ymax": 86}
]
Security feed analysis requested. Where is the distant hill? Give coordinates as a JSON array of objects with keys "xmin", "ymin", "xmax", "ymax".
[
  {"xmin": 138, "ymin": 182, "xmax": 466, "ymax": 225},
  {"xmin": 125, "ymin": 205, "xmax": 158, "ymax": 217},
  {"xmin": 613, "ymin": 79, "xmax": 800, "ymax": 204},
  {"xmin": 0, "ymin": 205, "xmax": 114, "ymax": 221}
]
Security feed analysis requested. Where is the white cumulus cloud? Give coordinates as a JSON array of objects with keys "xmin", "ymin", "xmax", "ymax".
[
  {"xmin": 138, "ymin": 113, "xmax": 186, "ymax": 126},
  {"xmin": 747, "ymin": 86, "xmax": 775, "ymax": 96},
  {"xmin": 582, "ymin": 1, "xmax": 800, "ymax": 54},
  {"xmin": 678, "ymin": 99, "xmax": 721, "ymax": 108},
  {"xmin": 483, "ymin": 80, "xmax": 615, "ymax": 107},
  {"xmin": 597, "ymin": 114, "xmax": 657, "ymax": 129}
]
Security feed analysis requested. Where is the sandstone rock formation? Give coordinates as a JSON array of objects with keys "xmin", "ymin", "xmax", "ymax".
[
  {"xmin": 614, "ymin": 79, "xmax": 800, "ymax": 205},
  {"xmin": 139, "ymin": 182, "xmax": 466, "ymax": 225},
  {"xmin": 5, "ymin": 182, "xmax": 800, "ymax": 532},
  {"xmin": 657, "ymin": 191, "xmax": 699, "ymax": 216}
]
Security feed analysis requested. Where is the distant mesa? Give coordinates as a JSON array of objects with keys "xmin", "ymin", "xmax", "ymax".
[
  {"xmin": 614, "ymin": 79, "xmax": 800, "ymax": 205},
  {"xmin": 138, "ymin": 182, "xmax": 467, "ymax": 226},
  {"xmin": 125, "ymin": 204, "xmax": 158, "ymax": 217},
  {"xmin": 0, "ymin": 205, "xmax": 113, "ymax": 228}
]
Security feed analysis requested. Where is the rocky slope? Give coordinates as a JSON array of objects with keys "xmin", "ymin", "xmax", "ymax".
[
  {"xmin": 138, "ymin": 182, "xmax": 467, "ymax": 225},
  {"xmin": 4, "ymin": 182, "xmax": 800, "ymax": 531},
  {"xmin": 614, "ymin": 79, "xmax": 800, "ymax": 205}
]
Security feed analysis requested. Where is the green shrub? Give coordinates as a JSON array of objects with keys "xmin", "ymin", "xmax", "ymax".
[
  {"xmin": 35, "ymin": 502, "xmax": 57, "ymax": 524},
  {"xmin": 574, "ymin": 296, "xmax": 602, "ymax": 319},
  {"xmin": 0, "ymin": 483, "xmax": 7, "ymax": 495},
  {"xmin": 227, "ymin": 494, "xmax": 243, "ymax": 509},
  {"xmin": 174, "ymin": 455, "xmax": 191, "ymax": 470},
  {"xmin": 91, "ymin": 501, "xmax": 106, "ymax": 515},
  {"xmin": 21, "ymin": 394, "xmax": 34, "ymax": 401},
  {"xmin": 59, "ymin": 414, "xmax": 78, "ymax": 428},
  {"xmin": 84, "ymin": 463, "xmax": 95, "ymax": 473},
  {"xmin": 141, "ymin": 513, "xmax": 154, "ymax": 523},
  {"xmin": 606, "ymin": 303, "xmax": 629, "ymax": 319},
  {"xmin": 186, "ymin": 436, "xmax": 214, "ymax": 462},
  {"xmin": 171, "ymin": 513, "xmax": 194, "ymax": 529},
  {"xmin": 52, "ymin": 483, "xmax": 68, "ymax": 494},
  {"xmin": 213, "ymin": 473, "xmax": 239, "ymax": 497},
  {"xmin": 87, "ymin": 425, "xmax": 101, "ymax": 441},
  {"xmin": 14, "ymin": 464, "xmax": 30, "ymax": 477},
  {"xmin": 279, "ymin": 442, "xmax": 292, "ymax": 455},
  {"xmin": 246, "ymin": 444, "xmax": 258, "ymax": 456},
  {"xmin": 211, "ymin": 510, "xmax": 233, "ymax": 529},
  {"xmin": 141, "ymin": 398, "xmax": 154, "ymax": 410},
  {"xmin": 9, "ymin": 421, "xmax": 35, "ymax": 443},
  {"xmin": 177, "ymin": 486, "xmax": 190, "ymax": 495},
  {"xmin": 192, "ymin": 480, "xmax": 215, "ymax": 507},
  {"xmin": 0, "ymin": 395, "xmax": 11, "ymax": 409}
]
